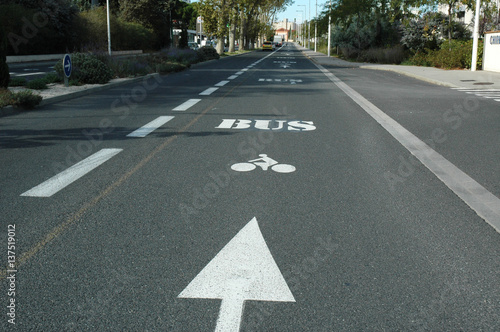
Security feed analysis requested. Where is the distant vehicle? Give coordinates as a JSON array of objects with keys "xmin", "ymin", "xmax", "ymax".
[
  {"xmin": 188, "ymin": 42, "xmax": 199, "ymax": 51},
  {"xmin": 262, "ymin": 41, "xmax": 275, "ymax": 51},
  {"xmin": 273, "ymin": 36, "xmax": 283, "ymax": 47}
]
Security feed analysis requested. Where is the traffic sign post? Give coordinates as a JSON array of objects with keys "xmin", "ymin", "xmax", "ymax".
[{"xmin": 63, "ymin": 54, "xmax": 72, "ymax": 87}]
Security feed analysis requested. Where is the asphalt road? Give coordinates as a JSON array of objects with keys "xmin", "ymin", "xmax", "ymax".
[
  {"xmin": 1, "ymin": 44, "xmax": 500, "ymax": 331},
  {"xmin": 8, "ymin": 61, "xmax": 57, "ymax": 80}
]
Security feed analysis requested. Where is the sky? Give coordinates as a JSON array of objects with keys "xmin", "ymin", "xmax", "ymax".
[{"xmin": 276, "ymin": 0, "xmax": 328, "ymax": 23}]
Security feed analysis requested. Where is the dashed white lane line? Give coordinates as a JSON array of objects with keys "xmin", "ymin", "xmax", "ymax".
[
  {"xmin": 13, "ymin": 72, "xmax": 46, "ymax": 77},
  {"xmin": 127, "ymin": 116, "xmax": 175, "ymax": 137},
  {"xmin": 21, "ymin": 149, "xmax": 123, "ymax": 197},
  {"xmin": 173, "ymin": 99, "xmax": 202, "ymax": 111},
  {"xmin": 315, "ymin": 61, "xmax": 500, "ymax": 234},
  {"xmin": 200, "ymin": 87, "xmax": 219, "ymax": 95},
  {"xmin": 228, "ymin": 75, "xmax": 238, "ymax": 80},
  {"xmin": 215, "ymin": 80, "xmax": 230, "ymax": 87},
  {"xmin": 235, "ymin": 71, "xmax": 244, "ymax": 75}
]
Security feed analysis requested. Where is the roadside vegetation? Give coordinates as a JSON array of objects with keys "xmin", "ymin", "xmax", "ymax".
[{"xmin": 310, "ymin": 0, "xmax": 499, "ymax": 69}]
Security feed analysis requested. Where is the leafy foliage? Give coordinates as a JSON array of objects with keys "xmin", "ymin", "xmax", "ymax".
[
  {"xmin": 9, "ymin": 89, "xmax": 43, "ymax": 109},
  {"xmin": 0, "ymin": 23, "xmax": 9, "ymax": 88},
  {"xmin": 196, "ymin": 46, "xmax": 220, "ymax": 61},
  {"xmin": 26, "ymin": 78, "xmax": 48, "ymax": 90},
  {"xmin": 55, "ymin": 52, "xmax": 113, "ymax": 84}
]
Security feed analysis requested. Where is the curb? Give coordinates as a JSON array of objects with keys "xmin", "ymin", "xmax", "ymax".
[
  {"xmin": 0, "ymin": 73, "xmax": 160, "ymax": 118},
  {"xmin": 300, "ymin": 47, "xmax": 459, "ymax": 88},
  {"xmin": 359, "ymin": 65, "xmax": 459, "ymax": 88}
]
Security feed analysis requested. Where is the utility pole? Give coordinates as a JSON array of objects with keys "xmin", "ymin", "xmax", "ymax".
[
  {"xmin": 327, "ymin": 0, "xmax": 331, "ymax": 57},
  {"xmin": 471, "ymin": 0, "xmax": 481, "ymax": 71},
  {"xmin": 314, "ymin": 0, "xmax": 317, "ymax": 52},
  {"xmin": 106, "ymin": 0, "xmax": 111, "ymax": 55}
]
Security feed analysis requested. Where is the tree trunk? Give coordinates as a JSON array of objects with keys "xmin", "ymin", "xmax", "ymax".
[
  {"xmin": 229, "ymin": 15, "xmax": 236, "ymax": 53},
  {"xmin": 239, "ymin": 12, "xmax": 246, "ymax": 50}
]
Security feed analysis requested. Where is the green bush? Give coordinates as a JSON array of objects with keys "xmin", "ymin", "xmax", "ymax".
[
  {"xmin": 0, "ymin": 89, "xmax": 11, "ymax": 108},
  {"xmin": 55, "ymin": 53, "xmax": 113, "ymax": 84},
  {"xmin": 359, "ymin": 45, "xmax": 407, "ymax": 64},
  {"xmin": 43, "ymin": 72, "xmax": 61, "ymax": 84},
  {"xmin": 9, "ymin": 77, "xmax": 27, "ymax": 87},
  {"xmin": 161, "ymin": 48, "xmax": 200, "ymax": 66},
  {"xmin": 196, "ymin": 46, "xmax": 220, "ymax": 61},
  {"xmin": 10, "ymin": 90, "xmax": 42, "ymax": 109},
  {"xmin": 26, "ymin": 78, "xmax": 48, "ymax": 90},
  {"xmin": 155, "ymin": 62, "xmax": 186, "ymax": 75},
  {"xmin": 405, "ymin": 39, "xmax": 483, "ymax": 69},
  {"xmin": 74, "ymin": 8, "xmax": 154, "ymax": 52},
  {"xmin": 0, "ymin": 23, "xmax": 9, "ymax": 88}
]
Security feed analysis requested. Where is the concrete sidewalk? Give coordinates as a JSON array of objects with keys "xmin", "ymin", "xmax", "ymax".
[{"xmin": 300, "ymin": 46, "xmax": 500, "ymax": 90}]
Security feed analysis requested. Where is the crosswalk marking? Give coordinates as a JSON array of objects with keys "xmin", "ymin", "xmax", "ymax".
[
  {"xmin": 453, "ymin": 88, "xmax": 500, "ymax": 103},
  {"xmin": 21, "ymin": 149, "xmax": 123, "ymax": 197},
  {"xmin": 127, "ymin": 116, "xmax": 175, "ymax": 137}
]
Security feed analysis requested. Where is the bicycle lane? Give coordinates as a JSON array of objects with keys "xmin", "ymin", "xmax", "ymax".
[{"xmin": 10, "ymin": 43, "xmax": 500, "ymax": 331}]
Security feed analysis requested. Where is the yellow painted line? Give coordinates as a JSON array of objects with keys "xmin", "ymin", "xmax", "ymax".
[{"xmin": 0, "ymin": 71, "xmax": 254, "ymax": 279}]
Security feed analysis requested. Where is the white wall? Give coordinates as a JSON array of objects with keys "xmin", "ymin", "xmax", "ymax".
[{"xmin": 483, "ymin": 31, "xmax": 500, "ymax": 73}]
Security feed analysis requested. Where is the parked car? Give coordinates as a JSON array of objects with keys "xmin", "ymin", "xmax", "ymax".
[
  {"xmin": 262, "ymin": 41, "xmax": 275, "ymax": 51},
  {"xmin": 188, "ymin": 42, "xmax": 199, "ymax": 51}
]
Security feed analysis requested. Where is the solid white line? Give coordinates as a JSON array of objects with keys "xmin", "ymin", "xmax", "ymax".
[
  {"xmin": 127, "ymin": 116, "xmax": 175, "ymax": 137},
  {"xmin": 199, "ymin": 87, "xmax": 218, "ymax": 95},
  {"xmin": 21, "ymin": 149, "xmax": 123, "ymax": 197},
  {"xmin": 215, "ymin": 80, "xmax": 229, "ymax": 87},
  {"xmin": 314, "ymin": 61, "xmax": 500, "ymax": 234},
  {"xmin": 173, "ymin": 99, "xmax": 201, "ymax": 111},
  {"xmin": 228, "ymin": 75, "xmax": 238, "ymax": 80}
]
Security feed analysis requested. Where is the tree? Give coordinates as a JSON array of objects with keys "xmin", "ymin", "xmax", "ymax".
[
  {"xmin": 0, "ymin": 23, "xmax": 9, "ymax": 88},
  {"xmin": 120, "ymin": 0, "xmax": 171, "ymax": 48}
]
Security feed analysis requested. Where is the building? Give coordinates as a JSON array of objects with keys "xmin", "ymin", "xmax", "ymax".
[{"xmin": 273, "ymin": 19, "xmax": 297, "ymax": 42}]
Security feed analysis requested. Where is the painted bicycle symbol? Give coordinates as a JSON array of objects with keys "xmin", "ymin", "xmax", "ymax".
[{"xmin": 231, "ymin": 154, "xmax": 296, "ymax": 173}]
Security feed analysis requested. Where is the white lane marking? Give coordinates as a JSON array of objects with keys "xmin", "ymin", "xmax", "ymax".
[
  {"xmin": 13, "ymin": 72, "xmax": 46, "ymax": 77},
  {"xmin": 178, "ymin": 217, "xmax": 295, "ymax": 332},
  {"xmin": 21, "ymin": 149, "xmax": 122, "ymax": 197},
  {"xmin": 235, "ymin": 71, "xmax": 244, "ymax": 75},
  {"xmin": 200, "ymin": 87, "xmax": 219, "ymax": 95},
  {"xmin": 127, "ymin": 116, "xmax": 175, "ymax": 137},
  {"xmin": 315, "ymin": 61, "xmax": 500, "ymax": 234},
  {"xmin": 241, "ymin": 68, "xmax": 249, "ymax": 71},
  {"xmin": 215, "ymin": 80, "xmax": 229, "ymax": 87},
  {"xmin": 228, "ymin": 75, "xmax": 238, "ymax": 80},
  {"xmin": 173, "ymin": 99, "xmax": 201, "ymax": 111},
  {"xmin": 259, "ymin": 78, "xmax": 265, "ymax": 82}
]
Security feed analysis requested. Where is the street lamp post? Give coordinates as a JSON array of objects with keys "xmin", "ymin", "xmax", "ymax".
[
  {"xmin": 327, "ymin": 0, "xmax": 331, "ymax": 57},
  {"xmin": 471, "ymin": 0, "xmax": 481, "ymax": 71},
  {"xmin": 106, "ymin": 0, "xmax": 111, "ymax": 55},
  {"xmin": 296, "ymin": 10, "xmax": 304, "ymax": 45},
  {"xmin": 315, "ymin": 0, "xmax": 317, "ymax": 52},
  {"xmin": 299, "ymin": 5, "xmax": 307, "ymax": 48}
]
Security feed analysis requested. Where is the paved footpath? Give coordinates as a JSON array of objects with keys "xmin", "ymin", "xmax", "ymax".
[{"xmin": 300, "ymin": 45, "xmax": 500, "ymax": 89}]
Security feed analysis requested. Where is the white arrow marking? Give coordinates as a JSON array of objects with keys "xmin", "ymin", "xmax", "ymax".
[{"xmin": 178, "ymin": 217, "xmax": 295, "ymax": 332}]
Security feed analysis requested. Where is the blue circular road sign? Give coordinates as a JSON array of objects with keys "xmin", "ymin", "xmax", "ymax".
[{"xmin": 63, "ymin": 54, "xmax": 72, "ymax": 78}]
